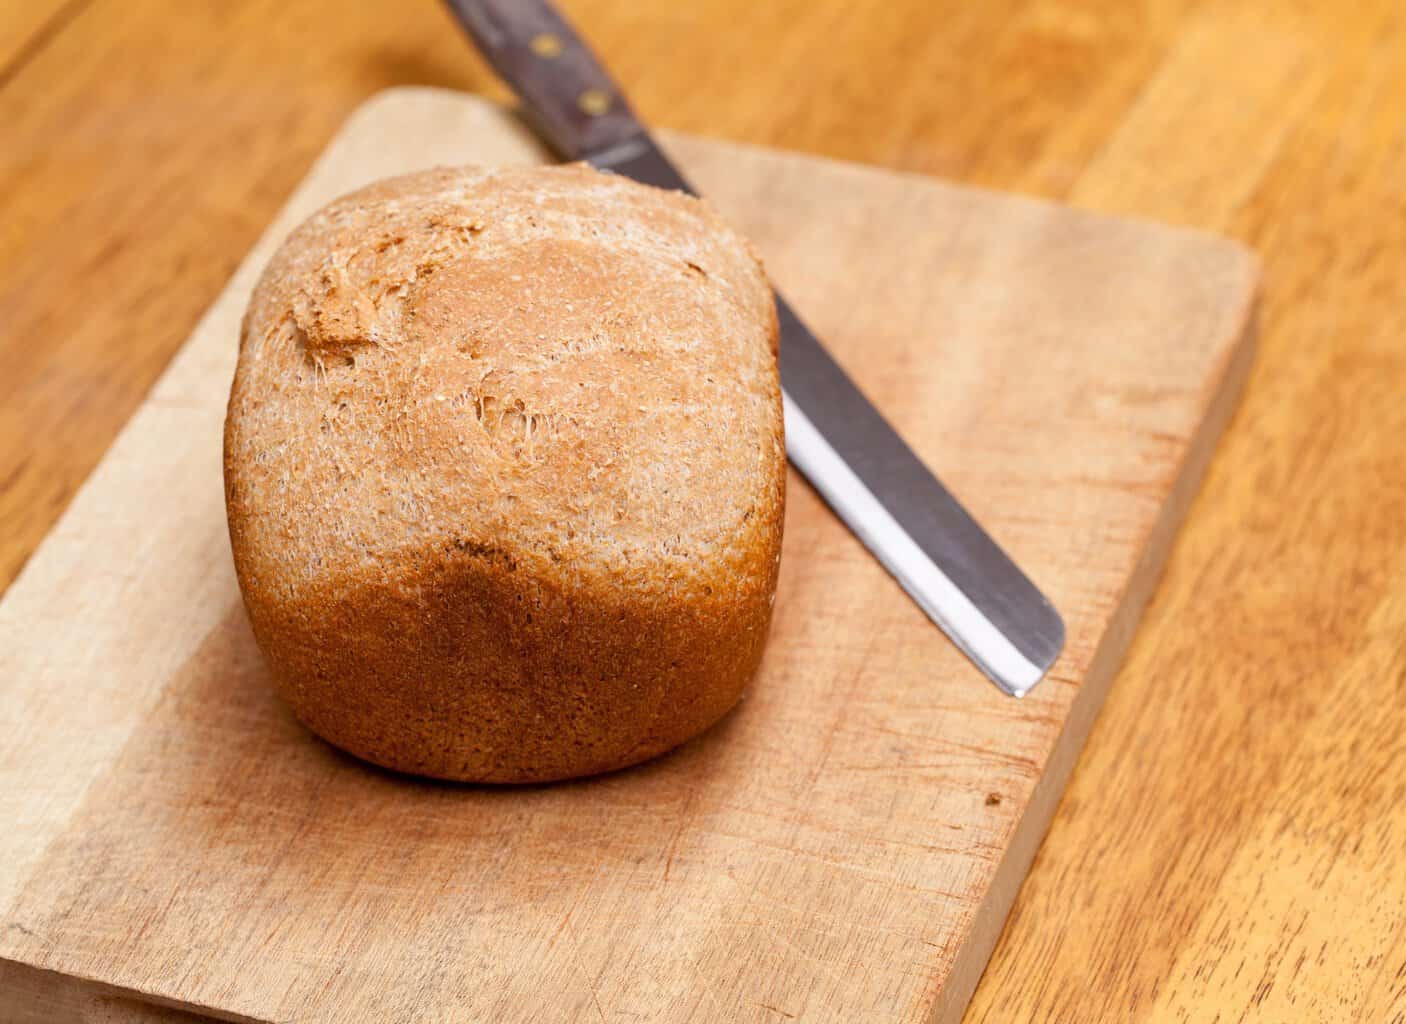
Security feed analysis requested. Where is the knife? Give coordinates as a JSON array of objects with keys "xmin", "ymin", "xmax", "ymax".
[{"xmin": 442, "ymin": 0, "xmax": 1065, "ymax": 696}]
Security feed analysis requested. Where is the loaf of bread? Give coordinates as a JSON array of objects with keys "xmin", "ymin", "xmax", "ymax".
[{"xmin": 224, "ymin": 164, "xmax": 785, "ymax": 783}]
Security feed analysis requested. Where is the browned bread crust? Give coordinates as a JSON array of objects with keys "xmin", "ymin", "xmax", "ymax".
[{"xmin": 224, "ymin": 164, "xmax": 784, "ymax": 782}]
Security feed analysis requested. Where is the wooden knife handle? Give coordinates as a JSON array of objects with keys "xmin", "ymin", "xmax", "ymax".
[{"xmin": 443, "ymin": 0, "xmax": 644, "ymax": 160}]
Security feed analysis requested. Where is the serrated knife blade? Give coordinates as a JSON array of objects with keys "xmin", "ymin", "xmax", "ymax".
[{"xmin": 442, "ymin": 0, "xmax": 1065, "ymax": 695}]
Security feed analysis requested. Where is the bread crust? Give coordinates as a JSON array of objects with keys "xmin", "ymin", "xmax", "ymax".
[{"xmin": 224, "ymin": 165, "xmax": 784, "ymax": 782}]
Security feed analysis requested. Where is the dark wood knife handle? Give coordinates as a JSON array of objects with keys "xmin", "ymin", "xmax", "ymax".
[{"xmin": 443, "ymin": 0, "xmax": 644, "ymax": 160}]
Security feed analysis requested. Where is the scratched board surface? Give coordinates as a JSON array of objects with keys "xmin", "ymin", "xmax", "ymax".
[{"xmin": 0, "ymin": 89, "xmax": 1256, "ymax": 1023}]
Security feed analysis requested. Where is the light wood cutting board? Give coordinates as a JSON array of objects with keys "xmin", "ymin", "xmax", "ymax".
[{"xmin": 0, "ymin": 88, "xmax": 1256, "ymax": 1024}]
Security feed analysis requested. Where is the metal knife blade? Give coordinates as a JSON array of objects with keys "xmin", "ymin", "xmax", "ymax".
[{"xmin": 443, "ymin": 0, "xmax": 1066, "ymax": 695}]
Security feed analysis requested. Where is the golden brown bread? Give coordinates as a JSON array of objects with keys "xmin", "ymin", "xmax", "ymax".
[{"xmin": 223, "ymin": 164, "xmax": 785, "ymax": 783}]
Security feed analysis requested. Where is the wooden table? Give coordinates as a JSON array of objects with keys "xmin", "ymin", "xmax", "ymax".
[{"xmin": 3, "ymin": 1, "xmax": 1403, "ymax": 1020}]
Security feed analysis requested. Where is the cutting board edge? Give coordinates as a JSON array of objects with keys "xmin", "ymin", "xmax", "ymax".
[
  {"xmin": 0, "ymin": 956, "xmax": 256, "ymax": 1024},
  {"xmin": 928, "ymin": 282, "xmax": 1257, "ymax": 1021}
]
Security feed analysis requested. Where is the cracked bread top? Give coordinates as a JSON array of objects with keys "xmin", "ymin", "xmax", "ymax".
[{"xmin": 225, "ymin": 164, "xmax": 784, "ymax": 610}]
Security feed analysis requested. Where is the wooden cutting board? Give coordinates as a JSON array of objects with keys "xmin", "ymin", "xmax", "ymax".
[{"xmin": 0, "ymin": 88, "xmax": 1256, "ymax": 1024}]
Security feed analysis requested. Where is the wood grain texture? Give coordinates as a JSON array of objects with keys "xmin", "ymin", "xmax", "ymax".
[
  {"xmin": 0, "ymin": 0, "xmax": 79, "ymax": 81},
  {"xmin": 0, "ymin": 962, "xmax": 214, "ymax": 1024},
  {"xmin": 0, "ymin": 90, "xmax": 1252, "ymax": 1022},
  {"xmin": 0, "ymin": 0, "xmax": 1400, "ymax": 1020}
]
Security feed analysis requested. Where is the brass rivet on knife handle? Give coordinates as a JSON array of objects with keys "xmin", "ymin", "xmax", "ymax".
[
  {"xmin": 577, "ymin": 89, "xmax": 611, "ymax": 116},
  {"xmin": 529, "ymin": 32, "xmax": 562, "ymax": 58},
  {"xmin": 441, "ymin": 0, "xmax": 645, "ymax": 161}
]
